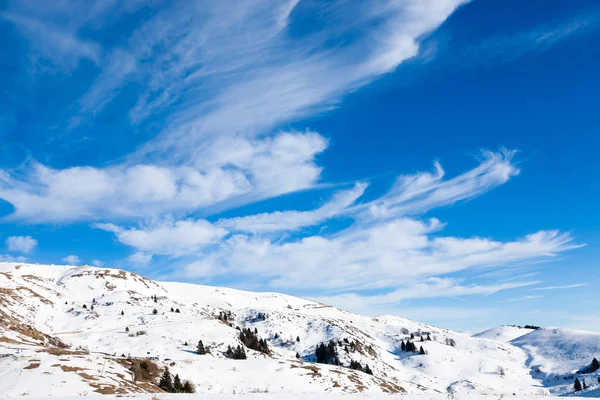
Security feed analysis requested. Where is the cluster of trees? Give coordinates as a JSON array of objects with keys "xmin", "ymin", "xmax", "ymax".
[
  {"xmin": 217, "ymin": 311, "xmax": 232, "ymax": 322},
  {"xmin": 225, "ymin": 345, "xmax": 247, "ymax": 359},
  {"xmin": 508, "ymin": 324, "xmax": 541, "ymax": 330},
  {"xmin": 151, "ymin": 295, "xmax": 158, "ymax": 303},
  {"xmin": 158, "ymin": 368, "xmax": 195, "ymax": 393},
  {"xmin": 445, "ymin": 338, "xmax": 456, "ymax": 347},
  {"xmin": 239, "ymin": 328, "xmax": 270, "ymax": 354},
  {"xmin": 400, "ymin": 340, "xmax": 426, "ymax": 354},
  {"xmin": 349, "ymin": 359, "xmax": 373, "ymax": 375},
  {"xmin": 315, "ymin": 341, "xmax": 340, "ymax": 365}
]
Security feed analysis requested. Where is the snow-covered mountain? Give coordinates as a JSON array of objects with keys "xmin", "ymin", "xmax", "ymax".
[{"xmin": 0, "ymin": 262, "xmax": 598, "ymax": 398}]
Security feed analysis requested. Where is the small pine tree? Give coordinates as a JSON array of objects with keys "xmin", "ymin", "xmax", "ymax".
[
  {"xmin": 173, "ymin": 374, "xmax": 183, "ymax": 393},
  {"xmin": 296, "ymin": 352, "xmax": 300, "ymax": 359},
  {"xmin": 296, "ymin": 336, "xmax": 300, "ymax": 342},
  {"xmin": 153, "ymin": 309, "xmax": 158, "ymax": 315},
  {"xmin": 364, "ymin": 364, "xmax": 373, "ymax": 375},
  {"xmin": 171, "ymin": 307, "xmax": 174, "ymax": 312},
  {"xmin": 175, "ymin": 308, "xmax": 180, "ymax": 313},
  {"xmin": 159, "ymin": 368, "xmax": 173, "ymax": 392},
  {"xmin": 125, "ymin": 327, "xmax": 129, "ymax": 332},
  {"xmin": 90, "ymin": 305, "xmax": 94, "ymax": 310},
  {"xmin": 182, "ymin": 380, "xmax": 195, "ymax": 393},
  {"xmin": 82, "ymin": 304, "xmax": 87, "ymax": 309},
  {"xmin": 591, "ymin": 357, "xmax": 599, "ymax": 372},
  {"xmin": 574, "ymin": 378, "xmax": 582, "ymax": 392},
  {"xmin": 121, "ymin": 311, "xmax": 124, "ymax": 316},
  {"xmin": 410, "ymin": 333, "xmax": 414, "ymax": 339},
  {"xmin": 421, "ymin": 336, "xmax": 424, "ymax": 342},
  {"xmin": 427, "ymin": 334, "xmax": 431, "ymax": 341},
  {"xmin": 400, "ymin": 341, "xmax": 406, "ymax": 352},
  {"xmin": 419, "ymin": 346, "xmax": 426, "ymax": 355},
  {"xmin": 197, "ymin": 340, "xmax": 206, "ymax": 355}
]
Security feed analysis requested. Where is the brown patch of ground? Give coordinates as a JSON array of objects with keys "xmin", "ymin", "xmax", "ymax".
[
  {"xmin": 59, "ymin": 365, "xmax": 86, "ymax": 372},
  {"xmin": 378, "ymin": 380, "xmax": 405, "ymax": 393},
  {"xmin": 300, "ymin": 365, "xmax": 322, "ymax": 378},
  {"xmin": 24, "ymin": 362, "xmax": 41, "ymax": 369},
  {"xmin": 38, "ymin": 347, "xmax": 85, "ymax": 356},
  {"xmin": 347, "ymin": 373, "xmax": 366, "ymax": 392}
]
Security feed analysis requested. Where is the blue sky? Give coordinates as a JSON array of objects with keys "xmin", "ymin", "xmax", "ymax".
[{"xmin": 1, "ymin": 0, "xmax": 599, "ymax": 331}]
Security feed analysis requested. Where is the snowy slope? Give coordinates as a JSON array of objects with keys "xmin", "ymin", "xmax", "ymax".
[
  {"xmin": 510, "ymin": 327, "xmax": 600, "ymax": 396},
  {"xmin": 0, "ymin": 262, "xmax": 598, "ymax": 398},
  {"xmin": 473, "ymin": 326, "xmax": 535, "ymax": 343}
]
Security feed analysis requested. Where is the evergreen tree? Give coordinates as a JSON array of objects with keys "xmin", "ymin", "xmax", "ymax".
[
  {"xmin": 153, "ymin": 308, "xmax": 158, "ymax": 315},
  {"xmin": 296, "ymin": 336, "xmax": 301, "ymax": 342},
  {"xmin": 364, "ymin": 364, "xmax": 373, "ymax": 375},
  {"xmin": 159, "ymin": 368, "xmax": 173, "ymax": 392},
  {"xmin": 421, "ymin": 336, "xmax": 424, "ymax": 342},
  {"xmin": 171, "ymin": 307, "xmax": 174, "ymax": 312},
  {"xmin": 83, "ymin": 304, "xmax": 87, "ymax": 309},
  {"xmin": 420, "ymin": 346, "xmax": 426, "ymax": 355},
  {"xmin": 173, "ymin": 374, "xmax": 183, "ymax": 393},
  {"xmin": 574, "ymin": 378, "xmax": 582, "ymax": 392},
  {"xmin": 182, "ymin": 380, "xmax": 195, "ymax": 393},
  {"xmin": 400, "ymin": 341, "xmax": 406, "ymax": 352},
  {"xmin": 296, "ymin": 352, "xmax": 300, "ymax": 359},
  {"xmin": 121, "ymin": 311, "xmax": 124, "ymax": 316},
  {"xmin": 427, "ymin": 334, "xmax": 431, "ymax": 341},
  {"xmin": 176, "ymin": 308, "xmax": 180, "ymax": 313},
  {"xmin": 125, "ymin": 327, "xmax": 129, "ymax": 332},
  {"xmin": 197, "ymin": 340, "xmax": 206, "ymax": 355},
  {"xmin": 91, "ymin": 305, "xmax": 94, "ymax": 310},
  {"xmin": 591, "ymin": 357, "xmax": 600, "ymax": 372},
  {"xmin": 410, "ymin": 333, "xmax": 414, "ymax": 339}
]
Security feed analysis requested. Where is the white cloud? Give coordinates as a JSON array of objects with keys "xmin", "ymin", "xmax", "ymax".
[
  {"xmin": 179, "ymin": 219, "xmax": 577, "ymax": 292},
  {"xmin": 218, "ymin": 182, "xmax": 367, "ymax": 233},
  {"xmin": 0, "ymin": 11, "xmax": 102, "ymax": 71},
  {"xmin": 498, "ymin": 295, "xmax": 544, "ymax": 303},
  {"xmin": 0, "ymin": 254, "xmax": 28, "ymax": 262},
  {"xmin": 0, "ymin": 131, "xmax": 326, "ymax": 222},
  {"xmin": 127, "ymin": 252, "xmax": 153, "ymax": 266},
  {"xmin": 356, "ymin": 149, "xmax": 519, "ymax": 221},
  {"xmin": 91, "ymin": 259, "xmax": 103, "ymax": 267},
  {"xmin": 62, "ymin": 255, "xmax": 81, "ymax": 265},
  {"xmin": 5, "ymin": 236, "xmax": 38, "ymax": 254},
  {"xmin": 96, "ymin": 218, "xmax": 227, "ymax": 257},
  {"xmin": 531, "ymin": 283, "xmax": 586, "ymax": 291},
  {"xmin": 314, "ymin": 279, "xmax": 540, "ymax": 312},
  {"xmin": 128, "ymin": 0, "xmax": 468, "ymax": 161}
]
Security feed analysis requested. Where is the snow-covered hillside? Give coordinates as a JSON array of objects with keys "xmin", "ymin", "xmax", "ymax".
[
  {"xmin": 474, "ymin": 325, "xmax": 535, "ymax": 343},
  {"xmin": 0, "ymin": 262, "xmax": 598, "ymax": 398}
]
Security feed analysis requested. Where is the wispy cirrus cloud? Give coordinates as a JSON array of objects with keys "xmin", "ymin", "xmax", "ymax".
[
  {"xmin": 531, "ymin": 284, "xmax": 586, "ymax": 291},
  {"xmin": 498, "ymin": 295, "xmax": 544, "ymax": 303},
  {"xmin": 0, "ymin": 11, "xmax": 102, "ymax": 71}
]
